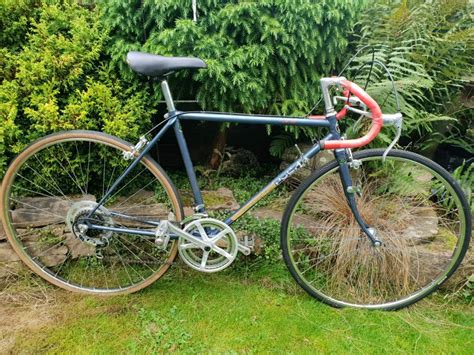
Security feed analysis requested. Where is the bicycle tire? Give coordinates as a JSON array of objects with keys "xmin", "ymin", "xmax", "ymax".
[
  {"xmin": 281, "ymin": 149, "xmax": 471, "ymax": 310},
  {"xmin": 0, "ymin": 130, "xmax": 184, "ymax": 295}
]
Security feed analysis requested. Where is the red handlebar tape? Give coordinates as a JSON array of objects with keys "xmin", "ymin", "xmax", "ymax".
[{"xmin": 323, "ymin": 80, "xmax": 383, "ymax": 149}]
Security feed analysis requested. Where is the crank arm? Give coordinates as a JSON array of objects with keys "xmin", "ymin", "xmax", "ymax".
[
  {"xmin": 168, "ymin": 222, "xmax": 250, "ymax": 256},
  {"xmin": 167, "ymin": 222, "xmax": 208, "ymax": 248},
  {"xmin": 237, "ymin": 244, "xmax": 251, "ymax": 256}
]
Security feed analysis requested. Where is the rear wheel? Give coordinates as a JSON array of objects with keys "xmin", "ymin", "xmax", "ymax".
[
  {"xmin": 0, "ymin": 130, "xmax": 183, "ymax": 295},
  {"xmin": 281, "ymin": 149, "xmax": 471, "ymax": 310}
]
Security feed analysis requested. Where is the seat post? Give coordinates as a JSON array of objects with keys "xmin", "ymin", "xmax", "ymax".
[{"xmin": 160, "ymin": 79, "xmax": 176, "ymax": 112}]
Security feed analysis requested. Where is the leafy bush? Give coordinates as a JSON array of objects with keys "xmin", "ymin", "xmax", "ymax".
[
  {"xmin": 235, "ymin": 215, "xmax": 282, "ymax": 263},
  {"xmin": 101, "ymin": 0, "xmax": 365, "ymax": 138},
  {"xmin": 452, "ymin": 160, "xmax": 473, "ymax": 213},
  {"xmin": 2, "ymin": 0, "xmax": 471, "ymax": 175},
  {"xmin": 0, "ymin": 1, "xmax": 152, "ymax": 176}
]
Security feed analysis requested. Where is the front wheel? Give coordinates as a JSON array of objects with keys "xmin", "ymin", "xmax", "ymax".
[
  {"xmin": 0, "ymin": 130, "xmax": 183, "ymax": 295},
  {"xmin": 281, "ymin": 149, "xmax": 471, "ymax": 310}
]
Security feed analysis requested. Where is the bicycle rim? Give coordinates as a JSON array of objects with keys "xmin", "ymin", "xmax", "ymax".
[
  {"xmin": 1, "ymin": 130, "xmax": 183, "ymax": 295},
  {"xmin": 281, "ymin": 149, "xmax": 471, "ymax": 309}
]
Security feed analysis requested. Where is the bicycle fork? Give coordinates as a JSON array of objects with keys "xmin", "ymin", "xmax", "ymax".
[{"xmin": 334, "ymin": 149, "xmax": 382, "ymax": 247}]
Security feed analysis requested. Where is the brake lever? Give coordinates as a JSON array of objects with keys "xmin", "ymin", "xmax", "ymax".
[
  {"xmin": 334, "ymin": 96, "xmax": 366, "ymax": 109},
  {"xmin": 344, "ymin": 105, "xmax": 369, "ymax": 116},
  {"xmin": 343, "ymin": 106, "xmax": 403, "ymax": 161},
  {"xmin": 382, "ymin": 113, "xmax": 403, "ymax": 162}
]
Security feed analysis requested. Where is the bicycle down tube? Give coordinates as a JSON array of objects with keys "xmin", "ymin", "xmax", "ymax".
[{"xmin": 87, "ymin": 117, "xmax": 336, "ymax": 234}]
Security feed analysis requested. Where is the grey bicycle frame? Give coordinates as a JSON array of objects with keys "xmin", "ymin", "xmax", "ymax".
[{"xmin": 86, "ymin": 78, "xmax": 378, "ymax": 243}]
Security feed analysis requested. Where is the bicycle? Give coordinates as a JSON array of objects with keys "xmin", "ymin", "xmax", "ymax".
[{"xmin": 1, "ymin": 51, "xmax": 471, "ymax": 310}]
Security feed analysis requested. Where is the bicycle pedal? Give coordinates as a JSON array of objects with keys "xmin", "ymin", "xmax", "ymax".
[{"xmin": 238, "ymin": 235, "xmax": 254, "ymax": 256}]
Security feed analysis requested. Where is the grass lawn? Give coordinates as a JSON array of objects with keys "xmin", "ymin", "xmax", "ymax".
[{"xmin": 5, "ymin": 261, "xmax": 473, "ymax": 354}]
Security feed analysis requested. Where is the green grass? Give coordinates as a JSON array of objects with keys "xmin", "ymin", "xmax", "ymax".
[{"xmin": 11, "ymin": 265, "xmax": 474, "ymax": 354}]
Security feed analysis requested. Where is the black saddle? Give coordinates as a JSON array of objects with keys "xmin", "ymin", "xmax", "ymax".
[{"xmin": 126, "ymin": 51, "xmax": 207, "ymax": 77}]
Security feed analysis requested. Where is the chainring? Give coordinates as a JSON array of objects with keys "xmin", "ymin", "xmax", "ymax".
[{"xmin": 178, "ymin": 218, "xmax": 238, "ymax": 273}]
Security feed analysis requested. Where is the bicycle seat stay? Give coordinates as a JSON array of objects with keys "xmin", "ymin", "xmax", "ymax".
[{"xmin": 126, "ymin": 51, "xmax": 207, "ymax": 77}]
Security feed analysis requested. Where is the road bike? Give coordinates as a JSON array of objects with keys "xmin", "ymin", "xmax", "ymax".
[{"xmin": 1, "ymin": 51, "xmax": 471, "ymax": 310}]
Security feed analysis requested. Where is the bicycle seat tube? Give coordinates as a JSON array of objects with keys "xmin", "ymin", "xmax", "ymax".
[{"xmin": 162, "ymin": 79, "xmax": 205, "ymax": 213}]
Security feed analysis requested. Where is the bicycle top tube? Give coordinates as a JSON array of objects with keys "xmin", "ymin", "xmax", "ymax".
[
  {"xmin": 177, "ymin": 111, "xmax": 332, "ymax": 128},
  {"xmin": 161, "ymin": 76, "xmax": 385, "ymax": 151}
]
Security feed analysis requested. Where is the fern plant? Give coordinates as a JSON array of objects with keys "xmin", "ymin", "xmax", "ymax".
[{"xmin": 344, "ymin": 0, "xmax": 473, "ymax": 153}]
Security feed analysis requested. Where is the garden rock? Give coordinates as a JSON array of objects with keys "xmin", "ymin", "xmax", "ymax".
[
  {"xmin": 111, "ymin": 202, "xmax": 169, "ymax": 227},
  {"xmin": 182, "ymin": 188, "xmax": 239, "ymax": 216},
  {"xmin": 414, "ymin": 246, "xmax": 452, "ymax": 285},
  {"xmin": 113, "ymin": 190, "xmax": 154, "ymax": 205},
  {"xmin": 0, "ymin": 242, "xmax": 21, "ymax": 263},
  {"xmin": 252, "ymin": 208, "xmax": 282, "ymax": 221},
  {"xmin": 64, "ymin": 233, "xmax": 95, "ymax": 258},
  {"xmin": 12, "ymin": 195, "xmax": 95, "ymax": 228},
  {"xmin": 441, "ymin": 227, "xmax": 474, "ymax": 290},
  {"xmin": 24, "ymin": 241, "xmax": 68, "ymax": 267},
  {"xmin": 403, "ymin": 207, "xmax": 438, "ymax": 244},
  {"xmin": 0, "ymin": 242, "xmax": 25, "ymax": 278},
  {"xmin": 203, "ymin": 188, "xmax": 239, "ymax": 210}
]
